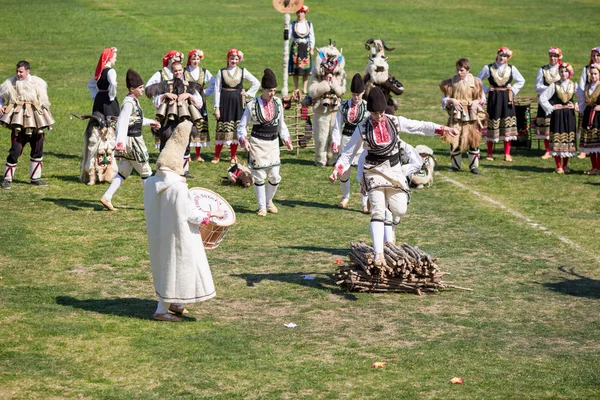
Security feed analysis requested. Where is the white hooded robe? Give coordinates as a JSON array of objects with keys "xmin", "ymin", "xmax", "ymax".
[{"xmin": 143, "ymin": 167, "xmax": 216, "ymax": 303}]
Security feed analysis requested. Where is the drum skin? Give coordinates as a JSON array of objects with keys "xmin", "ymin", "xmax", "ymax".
[{"xmin": 189, "ymin": 187, "xmax": 236, "ymax": 249}]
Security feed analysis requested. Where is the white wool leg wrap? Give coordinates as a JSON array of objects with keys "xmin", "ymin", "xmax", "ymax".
[
  {"xmin": 340, "ymin": 178, "xmax": 351, "ymax": 200},
  {"xmin": 450, "ymin": 149, "xmax": 462, "ymax": 170},
  {"xmin": 3, "ymin": 163, "xmax": 16, "ymax": 182},
  {"xmin": 468, "ymin": 149, "xmax": 480, "ymax": 170},
  {"xmin": 361, "ymin": 194, "xmax": 368, "ymax": 208},
  {"xmin": 254, "ymin": 183, "xmax": 266, "ymax": 210},
  {"xmin": 29, "ymin": 158, "xmax": 43, "ymax": 181},
  {"xmin": 103, "ymin": 174, "xmax": 125, "ymax": 201},
  {"xmin": 265, "ymin": 181, "xmax": 279, "ymax": 204},
  {"xmin": 370, "ymin": 220, "xmax": 385, "ymax": 257}
]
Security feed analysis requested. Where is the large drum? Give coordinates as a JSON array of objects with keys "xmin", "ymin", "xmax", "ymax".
[{"xmin": 189, "ymin": 187, "xmax": 236, "ymax": 250}]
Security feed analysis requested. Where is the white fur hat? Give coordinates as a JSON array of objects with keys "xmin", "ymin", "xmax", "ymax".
[{"xmin": 156, "ymin": 121, "xmax": 192, "ymax": 175}]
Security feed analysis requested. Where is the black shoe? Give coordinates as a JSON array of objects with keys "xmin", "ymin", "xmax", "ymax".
[
  {"xmin": 30, "ymin": 180, "xmax": 48, "ymax": 186},
  {"xmin": 446, "ymin": 167, "xmax": 460, "ymax": 172},
  {"xmin": 183, "ymin": 171, "xmax": 194, "ymax": 179},
  {"xmin": 470, "ymin": 168, "xmax": 480, "ymax": 175},
  {"xmin": 1, "ymin": 180, "xmax": 11, "ymax": 190}
]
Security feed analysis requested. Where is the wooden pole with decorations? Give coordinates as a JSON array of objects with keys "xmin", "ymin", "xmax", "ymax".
[{"xmin": 272, "ymin": 0, "xmax": 304, "ymax": 97}]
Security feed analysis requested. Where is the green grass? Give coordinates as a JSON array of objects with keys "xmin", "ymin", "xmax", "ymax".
[{"xmin": 0, "ymin": 0, "xmax": 600, "ymax": 398}]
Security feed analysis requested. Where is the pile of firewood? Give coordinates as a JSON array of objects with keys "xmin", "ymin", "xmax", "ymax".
[{"xmin": 335, "ymin": 241, "xmax": 470, "ymax": 295}]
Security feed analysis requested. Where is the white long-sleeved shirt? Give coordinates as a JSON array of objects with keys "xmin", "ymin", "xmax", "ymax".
[
  {"xmin": 538, "ymin": 80, "xmax": 576, "ymax": 116},
  {"xmin": 237, "ymin": 97, "xmax": 290, "ymax": 145},
  {"xmin": 88, "ymin": 68, "xmax": 117, "ymax": 101},
  {"xmin": 115, "ymin": 95, "xmax": 155, "ymax": 146},
  {"xmin": 577, "ymin": 82, "xmax": 599, "ymax": 113},
  {"xmin": 335, "ymin": 116, "xmax": 442, "ymax": 175},
  {"xmin": 331, "ymin": 100, "xmax": 369, "ymax": 147},
  {"xmin": 186, "ymin": 66, "xmax": 215, "ymax": 97},
  {"xmin": 535, "ymin": 64, "xmax": 559, "ymax": 96},
  {"xmin": 213, "ymin": 67, "xmax": 260, "ymax": 108},
  {"xmin": 292, "ymin": 20, "xmax": 315, "ymax": 49},
  {"xmin": 477, "ymin": 63, "xmax": 525, "ymax": 96}
]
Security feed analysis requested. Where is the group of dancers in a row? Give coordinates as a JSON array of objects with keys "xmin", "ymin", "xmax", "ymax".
[{"xmin": 469, "ymin": 45, "xmax": 600, "ymax": 175}]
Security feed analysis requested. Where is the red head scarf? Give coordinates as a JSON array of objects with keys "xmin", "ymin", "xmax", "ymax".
[
  {"xmin": 163, "ymin": 50, "xmax": 183, "ymax": 68},
  {"xmin": 94, "ymin": 47, "xmax": 117, "ymax": 81},
  {"xmin": 186, "ymin": 49, "xmax": 205, "ymax": 67},
  {"xmin": 226, "ymin": 49, "xmax": 244, "ymax": 66},
  {"xmin": 298, "ymin": 5, "xmax": 309, "ymax": 13}
]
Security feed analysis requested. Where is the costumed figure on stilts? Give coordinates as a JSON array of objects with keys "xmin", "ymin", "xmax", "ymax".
[
  {"xmin": 0, "ymin": 60, "xmax": 55, "ymax": 190},
  {"xmin": 307, "ymin": 40, "xmax": 346, "ymax": 166},
  {"xmin": 185, "ymin": 49, "xmax": 215, "ymax": 162},
  {"xmin": 539, "ymin": 63, "xmax": 578, "ymax": 174},
  {"xmin": 535, "ymin": 47, "xmax": 562, "ymax": 159},
  {"xmin": 100, "ymin": 69, "xmax": 161, "ymax": 211},
  {"xmin": 288, "ymin": 4, "xmax": 315, "ymax": 95},
  {"xmin": 576, "ymin": 63, "xmax": 600, "ymax": 175},
  {"xmin": 237, "ymin": 68, "xmax": 294, "ymax": 216},
  {"xmin": 440, "ymin": 58, "xmax": 486, "ymax": 174},
  {"xmin": 329, "ymin": 87, "xmax": 457, "ymax": 265},
  {"xmin": 147, "ymin": 59, "xmax": 204, "ymax": 179},
  {"xmin": 213, "ymin": 49, "xmax": 260, "ymax": 164},
  {"xmin": 477, "ymin": 46, "xmax": 525, "ymax": 162},
  {"xmin": 331, "ymin": 73, "xmax": 368, "ymax": 209},
  {"xmin": 144, "ymin": 120, "xmax": 225, "ymax": 322},
  {"xmin": 363, "ymin": 39, "xmax": 404, "ymax": 115}
]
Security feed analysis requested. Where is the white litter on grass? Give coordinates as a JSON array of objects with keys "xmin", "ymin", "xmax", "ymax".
[
  {"xmin": 284, "ymin": 323, "xmax": 298, "ymax": 328},
  {"xmin": 441, "ymin": 175, "xmax": 600, "ymax": 264}
]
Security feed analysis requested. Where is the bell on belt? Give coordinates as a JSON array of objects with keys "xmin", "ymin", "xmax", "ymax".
[
  {"xmin": 34, "ymin": 109, "xmax": 48, "ymax": 129},
  {"xmin": 167, "ymin": 101, "xmax": 178, "ymax": 121},
  {"xmin": 178, "ymin": 101, "xmax": 191, "ymax": 120},
  {"xmin": 188, "ymin": 103, "xmax": 201, "ymax": 121},
  {"xmin": 10, "ymin": 107, "xmax": 24, "ymax": 127},
  {"xmin": 156, "ymin": 102, "xmax": 167, "ymax": 120},
  {"xmin": 42, "ymin": 108, "xmax": 55, "ymax": 126}
]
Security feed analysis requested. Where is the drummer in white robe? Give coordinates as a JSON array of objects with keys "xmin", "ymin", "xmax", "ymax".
[
  {"xmin": 330, "ymin": 87, "xmax": 457, "ymax": 265},
  {"xmin": 237, "ymin": 68, "xmax": 293, "ymax": 216},
  {"xmin": 143, "ymin": 121, "xmax": 224, "ymax": 322}
]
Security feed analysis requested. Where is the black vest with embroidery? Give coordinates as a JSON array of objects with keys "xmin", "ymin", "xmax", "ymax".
[
  {"xmin": 340, "ymin": 100, "xmax": 367, "ymax": 136},
  {"xmin": 361, "ymin": 116, "xmax": 400, "ymax": 166},
  {"xmin": 128, "ymin": 96, "xmax": 143, "ymax": 137},
  {"xmin": 487, "ymin": 63, "xmax": 513, "ymax": 88},
  {"xmin": 250, "ymin": 99, "xmax": 281, "ymax": 141}
]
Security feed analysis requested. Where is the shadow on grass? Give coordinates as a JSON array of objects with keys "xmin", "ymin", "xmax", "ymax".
[
  {"xmin": 281, "ymin": 245, "xmax": 348, "ymax": 256},
  {"xmin": 282, "ymin": 158, "xmax": 317, "ymax": 166},
  {"xmin": 43, "ymin": 197, "xmax": 105, "ymax": 211},
  {"xmin": 44, "ymin": 151, "xmax": 80, "ymax": 160},
  {"xmin": 276, "ymin": 199, "xmax": 342, "ymax": 210},
  {"xmin": 481, "ymin": 163, "xmax": 553, "ymax": 173},
  {"xmin": 55, "ymin": 296, "xmax": 197, "ymax": 321},
  {"xmin": 231, "ymin": 272, "xmax": 357, "ymax": 301},
  {"xmin": 53, "ymin": 175, "xmax": 85, "ymax": 183},
  {"xmin": 584, "ymin": 181, "xmax": 600, "ymax": 186},
  {"xmin": 543, "ymin": 267, "xmax": 600, "ymax": 299}
]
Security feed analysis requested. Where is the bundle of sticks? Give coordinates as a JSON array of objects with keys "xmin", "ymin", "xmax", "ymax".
[{"xmin": 335, "ymin": 241, "xmax": 471, "ymax": 294}]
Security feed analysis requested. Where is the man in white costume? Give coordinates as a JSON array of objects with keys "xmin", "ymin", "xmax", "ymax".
[
  {"xmin": 143, "ymin": 121, "xmax": 224, "ymax": 322},
  {"xmin": 330, "ymin": 87, "xmax": 456, "ymax": 265}
]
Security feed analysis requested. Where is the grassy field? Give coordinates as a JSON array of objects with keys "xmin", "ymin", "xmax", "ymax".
[{"xmin": 0, "ymin": 0, "xmax": 599, "ymax": 398}]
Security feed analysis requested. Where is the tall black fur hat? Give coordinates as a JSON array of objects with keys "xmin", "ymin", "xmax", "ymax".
[
  {"xmin": 350, "ymin": 73, "xmax": 364, "ymax": 93},
  {"xmin": 367, "ymin": 86, "xmax": 387, "ymax": 112},
  {"xmin": 261, "ymin": 68, "xmax": 277, "ymax": 89},
  {"xmin": 126, "ymin": 69, "xmax": 144, "ymax": 89}
]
